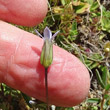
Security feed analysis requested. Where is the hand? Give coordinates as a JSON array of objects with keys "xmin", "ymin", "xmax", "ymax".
[{"xmin": 0, "ymin": 0, "xmax": 90, "ymax": 107}]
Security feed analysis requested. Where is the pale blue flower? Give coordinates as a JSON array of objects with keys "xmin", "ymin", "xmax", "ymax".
[
  {"xmin": 35, "ymin": 27, "xmax": 59, "ymax": 68},
  {"xmin": 35, "ymin": 27, "xmax": 60, "ymax": 41}
]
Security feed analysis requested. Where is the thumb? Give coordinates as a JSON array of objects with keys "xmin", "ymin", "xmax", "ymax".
[
  {"xmin": 0, "ymin": 21, "xmax": 90, "ymax": 107},
  {"xmin": 0, "ymin": 0, "xmax": 47, "ymax": 26}
]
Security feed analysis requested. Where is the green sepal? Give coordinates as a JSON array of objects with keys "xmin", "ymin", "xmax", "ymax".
[{"xmin": 40, "ymin": 39, "xmax": 53, "ymax": 68}]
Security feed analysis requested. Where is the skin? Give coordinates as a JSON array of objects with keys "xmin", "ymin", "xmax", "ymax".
[
  {"xmin": 0, "ymin": 0, "xmax": 90, "ymax": 107},
  {"xmin": 0, "ymin": 0, "xmax": 47, "ymax": 26}
]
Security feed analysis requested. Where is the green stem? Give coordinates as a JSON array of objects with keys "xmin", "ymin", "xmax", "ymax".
[{"xmin": 45, "ymin": 68, "xmax": 49, "ymax": 110}]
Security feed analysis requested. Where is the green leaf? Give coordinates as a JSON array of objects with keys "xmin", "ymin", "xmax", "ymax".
[
  {"xmin": 61, "ymin": 0, "xmax": 66, "ymax": 5},
  {"xmin": 66, "ymin": 107, "xmax": 74, "ymax": 110},
  {"xmin": 86, "ymin": 0, "xmax": 94, "ymax": 5},
  {"xmin": 101, "ymin": 66, "xmax": 108, "ymax": 86},
  {"xmin": 103, "ymin": 96, "xmax": 110, "ymax": 109},
  {"xmin": 71, "ymin": 20, "xmax": 78, "ymax": 36},
  {"xmin": 104, "ymin": 94, "xmax": 110, "ymax": 99},
  {"xmin": 95, "ymin": 69, "xmax": 105, "ymax": 88},
  {"xmin": 90, "ymin": 1, "xmax": 99, "ymax": 11},
  {"xmin": 61, "ymin": 0, "xmax": 71, "ymax": 5},
  {"xmin": 101, "ymin": 6, "xmax": 110, "ymax": 32},
  {"xmin": 68, "ymin": 20, "xmax": 78, "ymax": 41},
  {"xmin": 105, "ymin": 84, "xmax": 110, "ymax": 91},
  {"xmin": 73, "ymin": 1, "xmax": 90, "ymax": 14},
  {"xmin": 87, "ymin": 98, "xmax": 101, "ymax": 103},
  {"xmin": 89, "ymin": 62, "xmax": 99, "ymax": 70},
  {"xmin": 90, "ymin": 53, "xmax": 103, "ymax": 60}
]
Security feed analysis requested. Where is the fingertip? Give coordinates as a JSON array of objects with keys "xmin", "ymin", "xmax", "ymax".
[{"xmin": 0, "ymin": 0, "xmax": 48, "ymax": 26}]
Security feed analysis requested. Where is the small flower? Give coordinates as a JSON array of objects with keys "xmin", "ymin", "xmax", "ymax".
[
  {"xmin": 29, "ymin": 100, "xmax": 36, "ymax": 105},
  {"xmin": 35, "ymin": 27, "xmax": 60, "ymax": 68}
]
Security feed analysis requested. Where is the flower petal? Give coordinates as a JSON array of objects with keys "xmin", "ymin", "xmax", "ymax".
[
  {"xmin": 35, "ymin": 29, "xmax": 43, "ymax": 38},
  {"xmin": 52, "ymin": 30, "xmax": 60, "ymax": 40},
  {"xmin": 43, "ymin": 27, "xmax": 52, "ymax": 40}
]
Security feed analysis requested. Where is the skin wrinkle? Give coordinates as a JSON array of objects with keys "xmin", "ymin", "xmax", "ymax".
[
  {"xmin": 3, "ymin": 35, "xmax": 25, "ymax": 86},
  {"xmin": 9, "ymin": 63, "xmax": 25, "ymax": 88},
  {"xmin": 8, "ymin": 35, "xmax": 42, "ymax": 90},
  {"xmin": 15, "ymin": 50, "xmax": 35, "ymax": 85},
  {"xmin": 0, "ymin": 41, "xmax": 16, "ymax": 83},
  {"xmin": 5, "ymin": 33, "xmax": 27, "ymax": 85},
  {"xmin": 26, "ymin": 49, "xmax": 34, "ymax": 69},
  {"xmin": 12, "ymin": 49, "xmax": 34, "ymax": 88},
  {"xmin": 4, "ymin": 55, "xmax": 15, "ymax": 86},
  {"xmin": 14, "ymin": 32, "xmax": 22, "ymax": 55},
  {"xmin": 60, "ymin": 58, "xmax": 68, "ymax": 73},
  {"xmin": 14, "ymin": 37, "xmax": 31, "ymax": 67},
  {"xmin": 14, "ymin": 48, "xmax": 32, "ymax": 70}
]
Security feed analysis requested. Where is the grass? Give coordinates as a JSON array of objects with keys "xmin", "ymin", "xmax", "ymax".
[{"xmin": 0, "ymin": 0, "xmax": 110, "ymax": 110}]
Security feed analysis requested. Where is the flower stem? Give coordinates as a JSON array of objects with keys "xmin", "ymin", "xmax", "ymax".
[{"xmin": 45, "ymin": 68, "xmax": 49, "ymax": 110}]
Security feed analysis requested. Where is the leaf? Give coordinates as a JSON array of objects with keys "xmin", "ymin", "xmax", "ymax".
[
  {"xmin": 90, "ymin": 1, "xmax": 99, "ymax": 11},
  {"xmin": 68, "ymin": 20, "xmax": 78, "ymax": 41},
  {"xmin": 91, "ymin": 53, "xmax": 103, "ymax": 60},
  {"xmin": 71, "ymin": 20, "xmax": 78, "ymax": 35},
  {"xmin": 104, "ymin": 94, "xmax": 110, "ymax": 99},
  {"xmin": 61, "ymin": 0, "xmax": 71, "ymax": 5},
  {"xmin": 89, "ymin": 62, "xmax": 99, "ymax": 70},
  {"xmin": 103, "ymin": 95, "xmax": 110, "ymax": 109},
  {"xmin": 87, "ymin": 98, "xmax": 101, "ymax": 103},
  {"xmin": 86, "ymin": 0, "xmax": 94, "ymax": 5},
  {"xmin": 95, "ymin": 69, "xmax": 105, "ymax": 88},
  {"xmin": 101, "ymin": 6, "xmax": 110, "ymax": 32},
  {"xmin": 101, "ymin": 66, "xmax": 108, "ymax": 86},
  {"xmin": 61, "ymin": 0, "xmax": 66, "ymax": 5},
  {"xmin": 105, "ymin": 84, "xmax": 110, "ymax": 91},
  {"xmin": 66, "ymin": 107, "xmax": 74, "ymax": 110},
  {"xmin": 72, "ymin": 1, "xmax": 90, "ymax": 14}
]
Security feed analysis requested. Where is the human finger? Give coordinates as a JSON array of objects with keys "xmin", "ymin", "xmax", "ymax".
[
  {"xmin": 0, "ymin": 21, "xmax": 90, "ymax": 107},
  {"xmin": 0, "ymin": 0, "xmax": 47, "ymax": 26}
]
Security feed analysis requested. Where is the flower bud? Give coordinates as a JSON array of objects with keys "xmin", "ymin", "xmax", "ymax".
[
  {"xmin": 40, "ymin": 39, "xmax": 53, "ymax": 68},
  {"xmin": 35, "ymin": 27, "xmax": 59, "ymax": 68}
]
